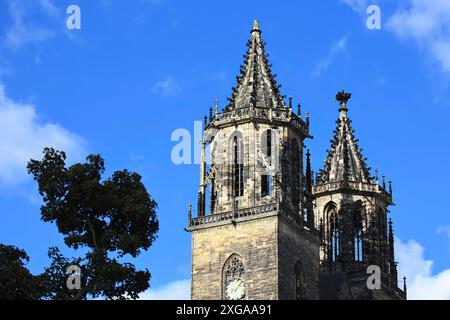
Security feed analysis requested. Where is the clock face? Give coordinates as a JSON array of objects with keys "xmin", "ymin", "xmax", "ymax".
[{"xmin": 226, "ymin": 279, "xmax": 246, "ymax": 300}]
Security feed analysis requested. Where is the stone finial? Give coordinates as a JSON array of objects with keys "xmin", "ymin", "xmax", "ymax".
[
  {"xmin": 335, "ymin": 90, "xmax": 351, "ymax": 119},
  {"xmin": 403, "ymin": 276, "xmax": 407, "ymax": 294},
  {"xmin": 214, "ymin": 99, "xmax": 219, "ymax": 116},
  {"xmin": 335, "ymin": 90, "xmax": 352, "ymax": 105},
  {"xmin": 209, "ymin": 106, "xmax": 213, "ymax": 122},
  {"xmin": 188, "ymin": 203, "xmax": 192, "ymax": 223},
  {"xmin": 289, "ymin": 96, "xmax": 293, "ymax": 109},
  {"xmin": 251, "ymin": 20, "xmax": 261, "ymax": 37},
  {"xmin": 297, "ymin": 103, "xmax": 302, "ymax": 117}
]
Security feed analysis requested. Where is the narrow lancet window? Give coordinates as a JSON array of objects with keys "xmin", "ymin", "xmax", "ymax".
[
  {"xmin": 232, "ymin": 136, "xmax": 244, "ymax": 197},
  {"xmin": 353, "ymin": 206, "xmax": 364, "ymax": 261},
  {"xmin": 261, "ymin": 174, "xmax": 272, "ymax": 197},
  {"xmin": 326, "ymin": 204, "xmax": 340, "ymax": 262}
]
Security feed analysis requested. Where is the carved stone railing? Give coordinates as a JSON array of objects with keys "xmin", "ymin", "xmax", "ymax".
[
  {"xmin": 189, "ymin": 203, "xmax": 277, "ymax": 228},
  {"xmin": 211, "ymin": 106, "xmax": 308, "ymax": 134},
  {"xmin": 313, "ymin": 181, "xmax": 392, "ymax": 203}
]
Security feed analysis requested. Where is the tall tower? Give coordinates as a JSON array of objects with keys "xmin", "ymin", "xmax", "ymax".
[
  {"xmin": 313, "ymin": 91, "xmax": 406, "ymax": 300},
  {"xmin": 187, "ymin": 21, "xmax": 320, "ymax": 300}
]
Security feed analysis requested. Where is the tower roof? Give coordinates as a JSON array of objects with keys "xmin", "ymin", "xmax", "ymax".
[
  {"xmin": 226, "ymin": 20, "xmax": 286, "ymax": 110},
  {"xmin": 318, "ymin": 91, "xmax": 373, "ymax": 184}
]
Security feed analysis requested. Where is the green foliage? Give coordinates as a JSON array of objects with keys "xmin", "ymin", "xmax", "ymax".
[
  {"xmin": 0, "ymin": 244, "xmax": 43, "ymax": 300},
  {"xmin": 26, "ymin": 147, "xmax": 159, "ymax": 300}
]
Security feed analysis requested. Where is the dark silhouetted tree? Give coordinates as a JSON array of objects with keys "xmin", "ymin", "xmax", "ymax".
[
  {"xmin": 27, "ymin": 148, "xmax": 159, "ymax": 300},
  {"xmin": 0, "ymin": 244, "xmax": 43, "ymax": 300}
]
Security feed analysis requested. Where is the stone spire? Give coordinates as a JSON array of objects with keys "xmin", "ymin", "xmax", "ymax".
[
  {"xmin": 305, "ymin": 149, "xmax": 314, "ymax": 227},
  {"xmin": 318, "ymin": 91, "xmax": 372, "ymax": 184},
  {"xmin": 226, "ymin": 20, "xmax": 286, "ymax": 110},
  {"xmin": 388, "ymin": 218, "xmax": 398, "ymax": 288}
]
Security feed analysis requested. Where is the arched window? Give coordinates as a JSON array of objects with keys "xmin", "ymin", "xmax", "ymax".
[
  {"xmin": 353, "ymin": 203, "xmax": 364, "ymax": 261},
  {"xmin": 232, "ymin": 136, "xmax": 244, "ymax": 197},
  {"xmin": 261, "ymin": 174, "xmax": 272, "ymax": 197},
  {"xmin": 261, "ymin": 129, "xmax": 272, "ymax": 164},
  {"xmin": 260, "ymin": 130, "xmax": 274, "ymax": 198},
  {"xmin": 223, "ymin": 254, "xmax": 245, "ymax": 300},
  {"xmin": 291, "ymin": 139, "xmax": 301, "ymax": 210},
  {"xmin": 209, "ymin": 174, "xmax": 216, "ymax": 214},
  {"xmin": 295, "ymin": 261, "xmax": 306, "ymax": 300},
  {"xmin": 326, "ymin": 204, "xmax": 339, "ymax": 262}
]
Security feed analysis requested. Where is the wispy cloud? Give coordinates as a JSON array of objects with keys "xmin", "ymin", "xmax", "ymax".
[
  {"xmin": 4, "ymin": 0, "xmax": 55, "ymax": 48},
  {"xmin": 0, "ymin": 84, "xmax": 85, "ymax": 186},
  {"xmin": 153, "ymin": 76, "xmax": 181, "ymax": 97},
  {"xmin": 139, "ymin": 279, "xmax": 190, "ymax": 300},
  {"xmin": 438, "ymin": 225, "xmax": 450, "ymax": 240},
  {"xmin": 2, "ymin": 0, "xmax": 84, "ymax": 50},
  {"xmin": 312, "ymin": 36, "xmax": 349, "ymax": 78},
  {"xmin": 387, "ymin": 0, "xmax": 450, "ymax": 74},
  {"xmin": 340, "ymin": 0, "xmax": 369, "ymax": 13},
  {"xmin": 396, "ymin": 237, "xmax": 450, "ymax": 300},
  {"xmin": 39, "ymin": 0, "xmax": 59, "ymax": 17}
]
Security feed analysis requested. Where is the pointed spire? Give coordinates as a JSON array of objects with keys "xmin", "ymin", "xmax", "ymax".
[
  {"xmin": 226, "ymin": 20, "xmax": 286, "ymax": 110},
  {"xmin": 403, "ymin": 276, "xmax": 407, "ymax": 295},
  {"xmin": 289, "ymin": 96, "xmax": 293, "ymax": 109},
  {"xmin": 251, "ymin": 19, "xmax": 261, "ymax": 38},
  {"xmin": 214, "ymin": 99, "xmax": 219, "ymax": 116},
  {"xmin": 388, "ymin": 218, "xmax": 398, "ymax": 287},
  {"xmin": 209, "ymin": 106, "xmax": 213, "ymax": 122},
  {"xmin": 389, "ymin": 180, "xmax": 393, "ymax": 195},
  {"xmin": 297, "ymin": 103, "xmax": 302, "ymax": 117},
  {"xmin": 319, "ymin": 91, "xmax": 373, "ymax": 185},
  {"xmin": 382, "ymin": 175, "xmax": 386, "ymax": 190},
  {"xmin": 305, "ymin": 149, "xmax": 314, "ymax": 227},
  {"xmin": 188, "ymin": 203, "xmax": 192, "ymax": 224},
  {"xmin": 198, "ymin": 136, "xmax": 207, "ymax": 217},
  {"xmin": 306, "ymin": 149, "xmax": 312, "ymax": 194}
]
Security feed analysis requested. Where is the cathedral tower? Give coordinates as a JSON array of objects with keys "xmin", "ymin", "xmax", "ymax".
[
  {"xmin": 187, "ymin": 21, "xmax": 320, "ymax": 300},
  {"xmin": 313, "ymin": 91, "xmax": 406, "ymax": 300}
]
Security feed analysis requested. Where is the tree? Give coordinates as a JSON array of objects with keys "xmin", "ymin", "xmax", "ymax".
[
  {"xmin": 27, "ymin": 148, "xmax": 159, "ymax": 300},
  {"xmin": 0, "ymin": 244, "xmax": 43, "ymax": 300}
]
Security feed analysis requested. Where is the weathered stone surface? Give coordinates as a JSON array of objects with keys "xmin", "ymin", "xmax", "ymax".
[{"xmin": 191, "ymin": 213, "xmax": 320, "ymax": 300}]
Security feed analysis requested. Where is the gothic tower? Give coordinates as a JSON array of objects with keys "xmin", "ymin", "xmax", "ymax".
[
  {"xmin": 313, "ymin": 91, "xmax": 406, "ymax": 300},
  {"xmin": 187, "ymin": 21, "xmax": 320, "ymax": 300}
]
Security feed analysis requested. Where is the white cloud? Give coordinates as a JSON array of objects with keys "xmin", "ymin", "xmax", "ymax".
[
  {"xmin": 139, "ymin": 279, "xmax": 190, "ymax": 300},
  {"xmin": 396, "ymin": 237, "xmax": 450, "ymax": 300},
  {"xmin": 38, "ymin": 0, "xmax": 59, "ymax": 17},
  {"xmin": 313, "ymin": 36, "xmax": 349, "ymax": 78},
  {"xmin": 0, "ymin": 84, "xmax": 85, "ymax": 185},
  {"xmin": 153, "ymin": 77, "xmax": 181, "ymax": 97},
  {"xmin": 387, "ymin": 0, "xmax": 450, "ymax": 73},
  {"xmin": 4, "ymin": 0, "xmax": 56, "ymax": 48},
  {"xmin": 340, "ymin": 0, "xmax": 369, "ymax": 13},
  {"xmin": 437, "ymin": 225, "xmax": 450, "ymax": 240}
]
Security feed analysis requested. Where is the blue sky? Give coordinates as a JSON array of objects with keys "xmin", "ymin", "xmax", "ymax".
[{"xmin": 0, "ymin": 0, "xmax": 449, "ymax": 299}]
